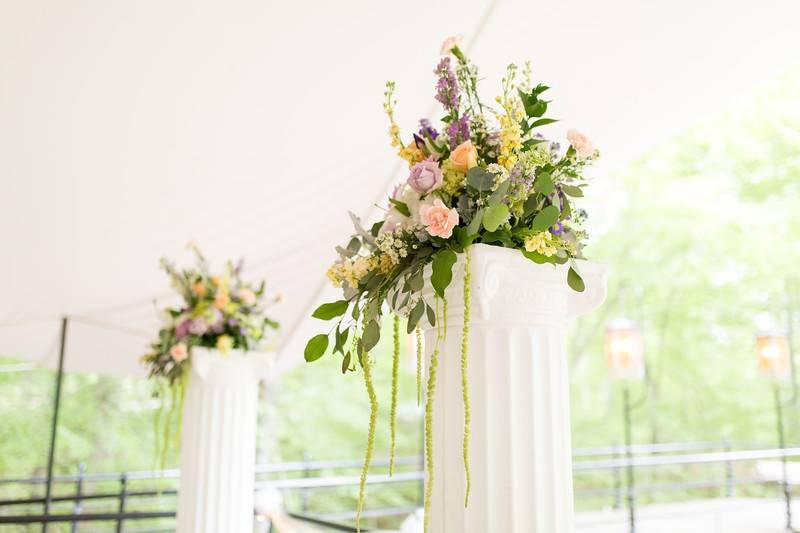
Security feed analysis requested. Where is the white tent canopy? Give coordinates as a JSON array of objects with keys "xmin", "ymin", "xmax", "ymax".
[{"xmin": 2, "ymin": 0, "xmax": 799, "ymax": 377}]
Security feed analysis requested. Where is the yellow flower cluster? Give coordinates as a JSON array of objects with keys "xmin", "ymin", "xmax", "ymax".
[
  {"xmin": 524, "ymin": 231, "xmax": 558, "ymax": 257},
  {"xmin": 441, "ymin": 159, "xmax": 466, "ymax": 195},
  {"xmin": 326, "ymin": 254, "xmax": 397, "ymax": 289},
  {"xmin": 399, "ymin": 141, "xmax": 426, "ymax": 165},
  {"xmin": 496, "ymin": 97, "xmax": 523, "ymax": 170},
  {"xmin": 383, "ymin": 81, "xmax": 403, "ymax": 150}
]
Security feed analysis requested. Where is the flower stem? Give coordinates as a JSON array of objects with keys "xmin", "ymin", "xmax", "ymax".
[
  {"xmin": 461, "ymin": 249, "xmax": 473, "ymax": 507},
  {"xmin": 355, "ymin": 351, "xmax": 378, "ymax": 533},
  {"xmin": 389, "ymin": 315, "xmax": 400, "ymax": 476}
]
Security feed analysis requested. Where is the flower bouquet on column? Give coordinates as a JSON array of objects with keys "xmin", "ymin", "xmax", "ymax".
[
  {"xmin": 142, "ymin": 243, "xmax": 279, "ymax": 460},
  {"xmin": 305, "ymin": 36, "xmax": 599, "ymax": 532}
]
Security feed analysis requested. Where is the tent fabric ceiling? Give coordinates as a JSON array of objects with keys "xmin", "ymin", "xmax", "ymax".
[{"xmin": 1, "ymin": 0, "xmax": 799, "ymax": 377}]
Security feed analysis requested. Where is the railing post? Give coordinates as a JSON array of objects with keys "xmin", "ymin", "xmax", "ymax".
[
  {"xmin": 71, "ymin": 463, "xmax": 85, "ymax": 533},
  {"xmin": 623, "ymin": 385, "xmax": 636, "ymax": 533},
  {"xmin": 723, "ymin": 440, "xmax": 734, "ymax": 498},
  {"xmin": 116, "ymin": 474, "xmax": 127, "ymax": 533},
  {"xmin": 301, "ymin": 452, "xmax": 311, "ymax": 513},
  {"xmin": 612, "ymin": 444, "xmax": 623, "ymax": 509}
]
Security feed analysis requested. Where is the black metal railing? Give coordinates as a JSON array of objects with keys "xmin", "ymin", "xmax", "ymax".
[{"xmin": 0, "ymin": 442, "xmax": 796, "ymax": 531}]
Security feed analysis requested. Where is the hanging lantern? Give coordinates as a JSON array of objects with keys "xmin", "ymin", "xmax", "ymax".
[
  {"xmin": 756, "ymin": 333, "xmax": 792, "ymax": 381},
  {"xmin": 605, "ymin": 318, "xmax": 645, "ymax": 380}
]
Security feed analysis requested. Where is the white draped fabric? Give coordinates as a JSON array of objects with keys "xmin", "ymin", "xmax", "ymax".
[{"xmin": 1, "ymin": 0, "xmax": 799, "ymax": 376}]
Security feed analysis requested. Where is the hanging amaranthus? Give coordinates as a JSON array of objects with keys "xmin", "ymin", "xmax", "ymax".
[
  {"xmin": 355, "ymin": 351, "xmax": 378, "ymax": 533},
  {"xmin": 423, "ymin": 297, "xmax": 444, "ymax": 533},
  {"xmin": 461, "ymin": 250, "xmax": 473, "ymax": 506},
  {"xmin": 416, "ymin": 327, "xmax": 423, "ymax": 405},
  {"xmin": 389, "ymin": 315, "xmax": 400, "ymax": 475}
]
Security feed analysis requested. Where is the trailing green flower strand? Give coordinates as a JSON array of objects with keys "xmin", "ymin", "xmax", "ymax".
[
  {"xmin": 416, "ymin": 327, "xmax": 423, "ymax": 405},
  {"xmin": 356, "ymin": 351, "xmax": 378, "ymax": 533},
  {"xmin": 461, "ymin": 250, "xmax": 473, "ymax": 507},
  {"xmin": 423, "ymin": 296, "xmax": 445, "ymax": 533},
  {"xmin": 389, "ymin": 315, "xmax": 400, "ymax": 476}
]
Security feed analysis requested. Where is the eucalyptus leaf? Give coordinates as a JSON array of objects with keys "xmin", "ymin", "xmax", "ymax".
[
  {"xmin": 426, "ymin": 303, "xmax": 436, "ymax": 327},
  {"xmin": 347, "ymin": 237, "xmax": 361, "ymax": 253},
  {"xmin": 534, "ymin": 172, "xmax": 555, "ymax": 195},
  {"xmin": 389, "ymin": 198, "xmax": 411, "ymax": 217},
  {"xmin": 304, "ymin": 334, "xmax": 328, "ymax": 362},
  {"xmin": 482, "ymin": 203, "xmax": 510, "ymax": 232},
  {"xmin": 431, "ymin": 249, "xmax": 458, "ymax": 298},
  {"xmin": 312, "ymin": 300, "xmax": 349, "ymax": 321},
  {"xmin": 407, "ymin": 299, "xmax": 425, "ymax": 334},
  {"xmin": 481, "ymin": 229, "xmax": 514, "ymax": 247},
  {"xmin": 341, "ymin": 352, "xmax": 351, "ymax": 374},
  {"xmin": 409, "ymin": 270, "xmax": 424, "ymax": 291},
  {"xmin": 467, "ymin": 167, "xmax": 494, "ymax": 192},
  {"xmin": 362, "ymin": 320, "xmax": 381, "ymax": 351},
  {"xmin": 467, "ymin": 209, "xmax": 484, "ymax": 236},
  {"xmin": 561, "ymin": 184, "xmax": 584, "ymax": 197},
  {"xmin": 531, "ymin": 205, "xmax": 560, "ymax": 232},
  {"xmin": 488, "ymin": 180, "xmax": 511, "ymax": 206},
  {"xmin": 568, "ymin": 266, "xmax": 586, "ymax": 292},
  {"xmin": 530, "ymin": 117, "xmax": 558, "ymax": 128},
  {"xmin": 522, "ymin": 194, "xmax": 540, "ymax": 219},
  {"xmin": 521, "ymin": 250, "xmax": 555, "ymax": 264}
]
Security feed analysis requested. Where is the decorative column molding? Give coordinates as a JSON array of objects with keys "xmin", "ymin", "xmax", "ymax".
[
  {"xmin": 176, "ymin": 348, "xmax": 271, "ymax": 533},
  {"xmin": 423, "ymin": 244, "xmax": 607, "ymax": 533}
]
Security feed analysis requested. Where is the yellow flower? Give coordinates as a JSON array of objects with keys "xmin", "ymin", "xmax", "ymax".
[
  {"xmin": 524, "ymin": 231, "xmax": 557, "ymax": 257},
  {"xmin": 216, "ymin": 334, "xmax": 233, "ymax": 355},
  {"xmin": 398, "ymin": 141, "xmax": 426, "ymax": 165},
  {"xmin": 441, "ymin": 159, "xmax": 466, "ymax": 195}
]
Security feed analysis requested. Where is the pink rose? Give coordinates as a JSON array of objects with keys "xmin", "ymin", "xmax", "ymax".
[
  {"xmin": 440, "ymin": 35, "xmax": 463, "ymax": 55},
  {"xmin": 449, "ymin": 141, "xmax": 478, "ymax": 172},
  {"xmin": 420, "ymin": 198, "xmax": 459, "ymax": 239},
  {"xmin": 170, "ymin": 343, "xmax": 188, "ymax": 362},
  {"xmin": 407, "ymin": 157, "xmax": 443, "ymax": 194},
  {"xmin": 238, "ymin": 288, "xmax": 257, "ymax": 305},
  {"xmin": 567, "ymin": 129, "xmax": 595, "ymax": 157}
]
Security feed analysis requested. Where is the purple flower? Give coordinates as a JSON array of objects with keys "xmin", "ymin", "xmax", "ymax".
[
  {"xmin": 175, "ymin": 318, "xmax": 192, "ymax": 339},
  {"xmin": 418, "ymin": 119, "xmax": 439, "ymax": 140},
  {"xmin": 446, "ymin": 113, "xmax": 471, "ymax": 149},
  {"xmin": 188, "ymin": 318, "xmax": 208, "ymax": 336},
  {"xmin": 434, "ymin": 57, "xmax": 460, "ymax": 112},
  {"xmin": 550, "ymin": 222, "xmax": 564, "ymax": 235},
  {"xmin": 407, "ymin": 156, "xmax": 443, "ymax": 194}
]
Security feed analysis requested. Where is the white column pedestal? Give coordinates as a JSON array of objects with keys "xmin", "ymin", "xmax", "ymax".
[
  {"xmin": 423, "ymin": 244, "xmax": 607, "ymax": 533},
  {"xmin": 176, "ymin": 348, "xmax": 270, "ymax": 533}
]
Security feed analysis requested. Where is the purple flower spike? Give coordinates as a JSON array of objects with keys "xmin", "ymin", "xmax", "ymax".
[
  {"xmin": 434, "ymin": 57, "xmax": 460, "ymax": 112},
  {"xmin": 419, "ymin": 118, "xmax": 439, "ymax": 140},
  {"xmin": 446, "ymin": 113, "xmax": 471, "ymax": 149}
]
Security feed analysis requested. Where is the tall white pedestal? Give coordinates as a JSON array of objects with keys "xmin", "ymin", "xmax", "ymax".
[
  {"xmin": 423, "ymin": 244, "xmax": 607, "ymax": 533},
  {"xmin": 176, "ymin": 348, "xmax": 269, "ymax": 533}
]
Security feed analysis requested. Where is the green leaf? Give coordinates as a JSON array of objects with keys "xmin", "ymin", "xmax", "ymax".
[
  {"xmin": 481, "ymin": 229, "xmax": 514, "ymax": 247},
  {"xmin": 362, "ymin": 320, "xmax": 381, "ymax": 351},
  {"xmin": 341, "ymin": 352, "xmax": 351, "ymax": 374},
  {"xmin": 467, "ymin": 209, "xmax": 484, "ymax": 236},
  {"xmin": 431, "ymin": 249, "xmax": 458, "ymax": 298},
  {"xmin": 526, "ymin": 100, "xmax": 547, "ymax": 117},
  {"xmin": 467, "ymin": 167, "xmax": 494, "ymax": 192},
  {"xmin": 488, "ymin": 180, "xmax": 510, "ymax": 206},
  {"xmin": 530, "ymin": 118, "xmax": 558, "ymax": 128},
  {"xmin": 312, "ymin": 300, "xmax": 349, "ymax": 320},
  {"xmin": 409, "ymin": 270, "xmax": 424, "ymax": 291},
  {"xmin": 334, "ymin": 326, "xmax": 349, "ymax": 354},
  {"xmin": 534, "ymin": 172, "xmax": 555, "ymax": 195},
  {"xmin": 531, "ymin": 205, "xmax": 560, "ymax": 232},
  {"xmin": 389, "ymin": 198, "xmax": 411, "ymax": 217},
  {"xmin": 568, "ymin": 266, "xmax": 586, "ymax": 292},
  {"xmin": 522, "ymin": 194, "xmax": 540, "ymax": 219},
  {"xmin": 370, "ymin": 221, "xmax": 384, "ymax": 237},
  {"xmin": 483, "ymin": 203, "xmax": 510, "ymax": 232},
  {"xmin": 521, "ymin": 249, "xmax": 555, "ymax": 264},
  {"xmin": 407, "ymin": 299, "xmax": 425, "ymax": 334},
  {"xmin": 347, "ymin": 237, "xmax": 361, "ymax": 253},
  {"xmin": 426, "ymin": 303, "xmax": 436, "ymax": 327},
  {"xmin": 304, "ymin": 334, "xmax": 328, "ymax": 362},
  {"xmin": 561, "ymin": 184, "xmax": 584, "ymax": 197}
]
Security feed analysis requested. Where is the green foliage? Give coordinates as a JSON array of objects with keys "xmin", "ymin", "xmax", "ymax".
[
  {"xmin": 312, "ymin": 300, "xmax": 349, "ymax": 320},
  {"xmin": 430, "ymin": 249, "xmax": 458, "ymax": 298},
  {"xmin": 304, "ymin": 334, "xmax": 328, "ymax": 362}
]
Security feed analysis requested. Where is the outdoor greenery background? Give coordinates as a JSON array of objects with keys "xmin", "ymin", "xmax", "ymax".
[{"xmin": 1, "ymin": 69, "xmax": 798, "ymax": 528}]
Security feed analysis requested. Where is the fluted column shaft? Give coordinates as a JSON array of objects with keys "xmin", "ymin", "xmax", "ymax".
[
  {"xmin": 176, "ymin": 348, "xmax": 268, "ymax": 533},
  {"xmin": 422, "ymin": 244, "xmax": 606, "ymax": 533}
]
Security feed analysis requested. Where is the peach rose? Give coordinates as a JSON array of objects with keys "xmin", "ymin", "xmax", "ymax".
[
  {"xmin": 566, "ymin": 129, "xmax": 595, "ymax": 157},
  {"xmin": 170, "ymin": 343, "xmax": 188, "ymax": 362},
  {"xmin": 214, "ymin": 291, "xmax": 230, "ymax": 309},
  {"xmin": 420, "ymin": 198, "xmax": 459, "ymax": 239},
  {"xmin": 192, "ymin": 281, "xmax": 206, "ymax": 296},
  {"xmin": 440, "ymin": 35, "xmax": 463, "ymax": 55},
  {"xmin": 449, "ymin": 141, "xmax": 478, "ymax": 172}
]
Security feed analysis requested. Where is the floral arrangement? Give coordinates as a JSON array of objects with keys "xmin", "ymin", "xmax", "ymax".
[
  {"xmin": 143, "ymin": 244, "xmax": 279, "ymax": 460},
  {"xmin": 304, "ymin": 36, "xmax": 597, "ymax": 532}
]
